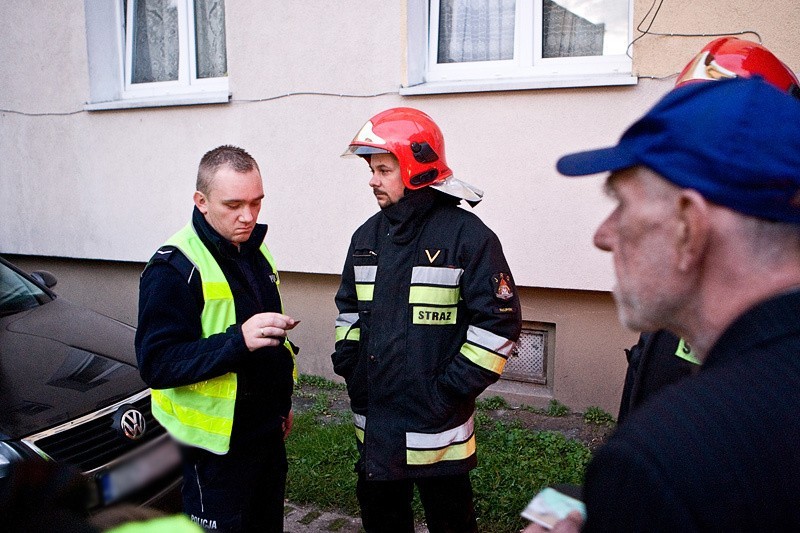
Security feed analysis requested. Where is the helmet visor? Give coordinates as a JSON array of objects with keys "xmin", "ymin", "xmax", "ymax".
[
  {"xmin": 676, "ymin": 50, "xmax": 738, "ymax": 87},
  {"xmin": 342, "ymin": 119, "xmax": 392, "ymax": 158},
  {"xmin": 341, "ymin": 144, "xmax": 392, "ymax": 158}
]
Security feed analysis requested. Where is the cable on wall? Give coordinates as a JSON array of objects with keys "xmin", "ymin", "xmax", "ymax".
[
  {"xmin": 0, "ymin": 90, "xmax": 400, "ymax": 117},
  {"xmin": 231, "ymin": 90, "xmax": 398, "ymax": 103},
  {"xmin": 626, "ymin": 0, "xmax": 762, "ymax": 80},
  {"xmin": 0, "ymin": 109, "xmax": 85, "ymax": 117}
]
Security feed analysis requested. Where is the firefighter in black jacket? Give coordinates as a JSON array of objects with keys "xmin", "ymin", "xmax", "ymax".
[{"xmin": 332, "ymin": 108, "xmax": 522, "ymax": 532}]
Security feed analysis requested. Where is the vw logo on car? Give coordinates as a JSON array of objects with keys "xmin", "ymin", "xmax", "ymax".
[{"xmin": 112, "ymin": 405, "xmax": 146, "ymax": 440}]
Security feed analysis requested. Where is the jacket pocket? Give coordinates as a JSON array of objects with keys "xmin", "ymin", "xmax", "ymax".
[{"xmin": 344, "ymin": 317, "xmax": 370, "ymax": 413}]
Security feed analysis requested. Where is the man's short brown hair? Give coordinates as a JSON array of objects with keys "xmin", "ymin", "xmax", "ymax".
[{"xmin": 196, "ymin": 145, "xmax": 260, "ymax": 195}]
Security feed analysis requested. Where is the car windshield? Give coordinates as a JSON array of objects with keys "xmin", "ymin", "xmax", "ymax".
[{"xmin": 0, "ymin": 261, "xmax": 51, "ymax": 316}]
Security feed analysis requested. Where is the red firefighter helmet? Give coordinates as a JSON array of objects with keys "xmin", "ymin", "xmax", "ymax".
[
  {"xmin": 342, "ymin": 107, "xmax": 483, "ymax": 203},
  {"xmin": 676, "ymin": 37, "xmax": 800, "ymax": 98}
]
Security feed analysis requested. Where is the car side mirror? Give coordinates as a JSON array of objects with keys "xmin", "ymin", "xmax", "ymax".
[{"xmin": 31, "ymin": 270, "xmax": 58, "ymax": 289}]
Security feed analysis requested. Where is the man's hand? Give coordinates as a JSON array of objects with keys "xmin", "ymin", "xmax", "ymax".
[
  {"xmin": 242, "ymin": 312, "xmax": 300, "ymax": 351},
  {"xmin": 282, "ymin": 409, "xmax": 294, "ymax": 440},
  {"xmin": 522, "ymin": 511, "xmax": 584, "ymax": 533}
]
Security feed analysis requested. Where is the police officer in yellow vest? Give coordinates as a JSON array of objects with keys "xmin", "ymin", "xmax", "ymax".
[{"xmin": 135, "ymin": 145, "xmax": 299, "ymax": 532}]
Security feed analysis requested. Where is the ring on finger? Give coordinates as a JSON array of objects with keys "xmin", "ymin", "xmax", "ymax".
[{"xmin": 260, "ymin": 328, "xmax": 265, "ymax": 338}]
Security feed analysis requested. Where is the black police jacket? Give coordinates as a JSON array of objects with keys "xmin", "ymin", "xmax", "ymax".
[{"xmin": 135, "ymin": 207, "xmax": 295, "ymax": 450}]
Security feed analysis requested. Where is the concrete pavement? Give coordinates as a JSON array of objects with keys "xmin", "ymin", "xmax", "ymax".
[
  {"xmin": 283, "ymin": 501, "xmax": 428, "ymax": 533},
  {"xmin": 283, "ymin": 501, "xmax": 362, "ymax": 532}
]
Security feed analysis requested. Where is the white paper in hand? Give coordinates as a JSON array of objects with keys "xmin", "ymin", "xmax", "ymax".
[{"xmin": 521, "ymin": 487, "xmax": 586, "ymax": 529}]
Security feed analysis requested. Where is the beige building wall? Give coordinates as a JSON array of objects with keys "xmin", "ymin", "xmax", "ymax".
[
  {"xmin": 8, "ymin": 254, "xmax": 636, "ymax": 413},
  {"xmin": 3, "ymin": 1, "xmax": 800, "ymax": 414}
]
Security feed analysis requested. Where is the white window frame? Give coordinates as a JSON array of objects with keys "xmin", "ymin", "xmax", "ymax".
[
  {"xmin": 122, "ymin": 0, "xmax": 228, "ymax": 98},
  {"xmin": 402, "ymin": 0, "xmax": 637, "ymax": 95},
  {"xmin": 84, "ymin": 0, "xmax": 229, "ymax": 111}
]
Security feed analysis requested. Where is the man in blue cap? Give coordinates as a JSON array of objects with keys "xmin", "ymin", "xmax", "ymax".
[
  {"xmin": 616, "ymin": 39, "xmax": 800, "ymax": 426},
  {"xmin": 525, "ymin": 77, "xmax": 800, "ymax": 531}
]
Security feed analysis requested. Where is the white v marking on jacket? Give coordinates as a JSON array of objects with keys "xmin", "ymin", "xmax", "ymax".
[{"xmin": 425, "ymin": 249, "xmax": 441, "ymax": 263}]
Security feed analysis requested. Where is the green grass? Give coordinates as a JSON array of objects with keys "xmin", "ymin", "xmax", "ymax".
[
  {"xmin": 296, "ymin": 374, "xmax": 347, "ymax": 391},
  {"xmin": 285, "ymin": 377, "xmax": 593, "ymax": 533},
  {"xmin": 471, "ymin": 420, "xmax": 591, "ymax": 532},
  {"xmin": 545, "ymin": 398, "xmax": 571, "ymax": 417},
  {"xmin": 476, "ymin": 395, "xmax": 511, "ymax": 410},
  {"xmin": 583, "ymin": 406, "xmax": 615, "ymax": 426},
  {"xmin": 285, "ymin": 410, "xmax": 360, "ymax": 514}
]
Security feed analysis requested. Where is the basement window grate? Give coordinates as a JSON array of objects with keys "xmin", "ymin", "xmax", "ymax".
[{"xmin": 502, "ymin": 322, "xmax": 553, "ymax": 384}]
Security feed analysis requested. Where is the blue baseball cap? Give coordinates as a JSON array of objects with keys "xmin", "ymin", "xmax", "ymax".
[{"xmin": 557, "ymin": 77, "xmax": 800, "ymax": 224}]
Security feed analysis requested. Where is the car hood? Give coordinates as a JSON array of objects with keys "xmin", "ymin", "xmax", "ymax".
[{"xmin": 0, "ymin": 298, "xmax": 145, "ymax": 439}]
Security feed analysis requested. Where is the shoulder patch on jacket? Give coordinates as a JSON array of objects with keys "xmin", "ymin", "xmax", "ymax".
[
  {"xmin": 149, "ymin": 245, "xmax": 177, "ymax": 262},
  {"xmin": 492, "ymin": 272, "xmax": 514, "ymax": 301},
  {"xmin": 143, "ymin": 245, "xmax": 196, "ymax": 283}
]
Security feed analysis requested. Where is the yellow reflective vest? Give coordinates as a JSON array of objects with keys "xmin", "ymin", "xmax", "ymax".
[
  {"xmin": 106, "ymin": 515, "xmax": 204, "ymax": 533},
  {"xmin": 150, "ymin": 223, "xmax": 294, "ymax": 454}
]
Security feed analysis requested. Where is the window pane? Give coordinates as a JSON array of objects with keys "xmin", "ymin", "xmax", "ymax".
[
  {"xmin": 194, "ymin": 0, "xmax": 227, "ymax": 78},
  {"xmin": 438, "ymin": 0, "xmax": 516, "ymax": 64},
  {"xmin": 0, "ymin": 262, "xmax": 48, "ymax": 314},
  {"xmin": 542, "ymin": 0, "xmax": 628, "ymax": 58},
  {"xmin": 132, "ymin": 0, "xmax": 179, "ymax": 83}
]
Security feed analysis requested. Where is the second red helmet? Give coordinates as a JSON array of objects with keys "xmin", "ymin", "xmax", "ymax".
[{"xmin": 675, "ymin": 37, "xmax": 800, "ymax": 98}]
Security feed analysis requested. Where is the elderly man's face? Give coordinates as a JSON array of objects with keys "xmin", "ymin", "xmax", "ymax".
[{"xmin": 593, "ymin": 166, "xmax": 685, "ymax": 332}]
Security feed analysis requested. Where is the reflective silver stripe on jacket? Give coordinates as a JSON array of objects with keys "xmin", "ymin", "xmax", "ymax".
[
  {"xmin": 466, "ymin": 325, "xmax": 516, "ymax": 356},
  {"xmin": 355, "ymin": 266, "xmax": 377, "ymax": 302},
  {"xmin": 335, "ymin": 313, "xmax": 360, "ymax": 342},
  {"xmin": 354, "ymin": 265, "xmax": 377, "ymax": 283},
  {"xmin": 405, "ymin": 415, "xmax": 476, "ymax": 465},
  {"xmin": 406, "ymin": 414, "xmax": 474, "ymax": 449},
  {"xmin": 336, "ymin": 313, "xmax": 359, "ymax": 328},
  {"xmin": 409, "ymin": 266, "xmax": 462, "ymax": 306},
  {"xmin": 410, "ymin": 266, "xmax": 464, "ymax": 286},
  {"xmin": 460, "ymin": 325, "xmax": 516, "ymax": 374},
  {"xmin": 353, "ymin": 413, "xmax": 366, "ymax": 443}
]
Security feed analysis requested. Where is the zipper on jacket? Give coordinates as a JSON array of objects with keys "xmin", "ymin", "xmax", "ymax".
[
  {"xmin": 353, "ymin": 250, "xmax": 378, "ymax": 258},
  {"xmin": 194, "ymin": 463, "xmax": 205, "ymax": 512}
]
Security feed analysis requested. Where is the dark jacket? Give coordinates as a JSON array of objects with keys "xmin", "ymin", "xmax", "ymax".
[
  {"xmin": 135, "ymin": 208, "xmax": 295, "ymax": 450},
  {"xmin": 617, "ymin": 330, "xmax": 696, "ymax": 424},
  {"xmin": 583, "ymin": 289, "xmax": 800, "ymax": 532},
  {"xmin": 332, "ymin": 188, "xmax": 522, "ymax": 480}
]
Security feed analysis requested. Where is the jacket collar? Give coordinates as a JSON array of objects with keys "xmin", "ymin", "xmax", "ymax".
[
  {"xmin": 381, "ymin": 187, "xmax": 458, "ymax": 244},
  {"xmin": 704, "ymin": 288, "xmax": 800, "ymax": 369}
]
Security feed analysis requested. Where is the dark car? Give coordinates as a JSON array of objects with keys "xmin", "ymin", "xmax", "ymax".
[{"xmin": 0, "ymin": 255, "xmax": 180, "ymax": 510}]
